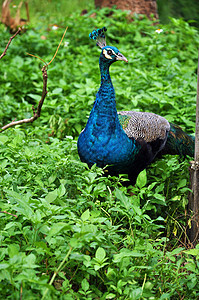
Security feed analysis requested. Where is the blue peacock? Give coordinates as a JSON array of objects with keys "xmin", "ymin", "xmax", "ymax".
[{"xmin": 77, "ymin": 27, "xmax": 195, "ymax": 184}]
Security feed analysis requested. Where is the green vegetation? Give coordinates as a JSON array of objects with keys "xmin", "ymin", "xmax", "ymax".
[
  {"xmin": 157, "ymin": 0, "xmax": 199, "ymax": 27},
  {"xmin": 0, "ymin": 7, "xmax": 199, "ymax": 300},
  {"xmin": 5, "ymin": 0, "xmax": 199, "ymax": 27},
  {"xmin": 5, "ymin": 0, "xmax": 94, "ymax": 25}
]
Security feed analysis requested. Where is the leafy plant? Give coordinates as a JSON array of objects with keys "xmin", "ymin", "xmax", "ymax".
[{"xmin": 0, "ymin": 7, "xmax": 199, "ymax": 299}]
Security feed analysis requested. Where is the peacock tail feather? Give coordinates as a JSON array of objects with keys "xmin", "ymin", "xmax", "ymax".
[{"xmin": 162, "ymin": 123, "xmax": 195, "ymax": 157}]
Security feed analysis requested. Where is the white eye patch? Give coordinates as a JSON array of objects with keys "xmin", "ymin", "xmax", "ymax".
[{"xmin": 103, "ymin": 48, "xmax": 117, "ymax": 59}]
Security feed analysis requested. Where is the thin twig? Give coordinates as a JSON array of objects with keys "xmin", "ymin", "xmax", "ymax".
[
  {"xmin": 48, "ymin": 26, "xmax": 68, "ymax": 66},
  {"xmin": 26, "ymin": 26, "xmax": 68, "ymax": 67},
  {"xmin": 141, "ymin": 273, "xmax": 147, "ymax": 295},
  {"xmin": 0, "ymin": 28, "xmax": 22, "ymax": 60},
  {"xmin": 20, "ymin": 281, "xmax": 23, "ymax": 300},
  {"xmin": 26, "ymin": 52, "xmax": 47, "ymax": 64},
  {"xmin": 0, "ymin": 210, "xmax": 18, "ymax": 218}
]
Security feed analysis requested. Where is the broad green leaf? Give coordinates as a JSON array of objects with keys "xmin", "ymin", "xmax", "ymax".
[
  {"xmin": 113, "ymin": 250, "xmax": 144, "ymax": 262},
  {"xmin": 95, "ymin": 247, "xmax": 106, "ymax": 262},
  {"xmin": 0, "ymin": 264, "xmax": 9, "ymax": 270},
  {"xmin": 57, "ymin": 184, "xmax": 66, "ymax": 197},
  {"xmin": 0, "ymin": 159, "xmax": 8, "ymax": 169},
  {"xmin": 6, "ymin": 190, "xmax": 34, "ymax": 219},
  {"xmin": 81, "ymin": 278, "xmax": 89, "ymax": 292},
  {"xmin": 106, "ymin": 268, "xmax": 116, "ymax": 279},
  {"xmin": 81, "ymin": 209, "xmax": 90, "ymax": 221},
  {"xmin": 0, "ymin": 135, "xmax": 8, "ymax": 144},
  {"xmin": 27, "ymin": 93, "xmax": 41, "ymax": 101},
  {"xmin": 52, "ymin": 87, "xmax": 63, "ymax": 94},
  {"xmin": 184, "ymin": 249, "xmax": 199, "ymax": 258},
  {"xmin": 136, "ymin": 169, "xmax": 147, "ymax": 189},
  {"xmin": 8, "ymin": 244, "xmax": 20, "ymax": 258},
  {"xmin": 48, "ymin": 174, "xmax": 57, "ymax": 184},
  {"xmin": 106, "ymin": 294, "xmax": 116, "ymax": 299},
  {"xmin": 177, "ymin": 178, "xmax": 187, "ymax": 189},
  {"xmin": 48, "ymin": 222, "xmax": 68, "ymax": 236},
  {"xmin": 45, "ymin": 189, "xmax": 58, "ymax": 203},
  {"xmin": 115, "ymin": 188, "xmax": 131, "ymax": 210}
]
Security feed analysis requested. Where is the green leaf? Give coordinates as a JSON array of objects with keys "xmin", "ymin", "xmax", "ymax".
[
  {"xmin": 6, "ymin": 190, "xmax": 34, "ymax": 219},
  {"xmin": 106, "ymin": 294, "xmax": 116, "ymax": 299},
  {"xmin": 178, "ymin": 179, "xmax": 187, "ymax": 189},
  {"xmin": 0, "ymin": 135, "xmax": 9, "ymax": 144},
  {"xmin": 184, "ymin": 249, "xmax": 199, "ymax": 258},
  {"xmin": 27, "ymin": 93, "xmax": 41, "ymax": 101},
  {"xmin": 95, "ymin": 247, "xmax": 106, "ymax": 262},
  {"xmin": 8, "ymin": 244, "xmax": 20, "ymax": 258},
  {"xmin": 170, "ymin": 247, "xmax": 184, "ymax": 256},
  {"xmin": 48, "ymin": 222, "xmax": 69, "ymax": 236},
  {"xmin": 184, "ymin": 262, "xmax": 196, "ymax": 273},
  {"xmin": 48, "ymin": 174, "xmax": 57, "ymax": 184},
  {"xmin": 0, "ymin": 159, "xmax": 8, "ymax": 169},
  {"xmin": 45, "ymin": 189, "xmax": 58, "ymax": 203},
  {"xmin": 52, "ymin": 87, "xmax": 63, "ymax": 94},
  {"xmin": 153, "ymin": 193, "xmax": 166, "ymax": 205},
  {"xmin": 94, "ymin": 262, "xmax": 109, "ymax": 271},
  {"xmin": 106, "ymin": 268, "xmax": 116, "ymax": 279},
  {"xmin": 113, "ymin": 250, "xmax": 144, "ymax": 262},
  {"xmin": 136, "ymin": 169, "xmax": 147, "ymax": 189},
  {"xmin": 81, "ymin": 278, "xmax": 89, "ymax": 292},
  {"xmin": 81, "ymin": 209, "xmax": 90, "ymax": 221},
  {"xmin": 24, "ymin": 254, "xmax": 38, "ymax": 268},
  {"xmin": 153, "ymin": 81, "xmax": 163, "ymax": 88},
  {"xmin": 0, "ymin": 264, "xmax": 9, "ymax": 270},
  {"xmin": 115, "ymin": 188, "xmax": 131, "ymax": 210},
  {"xmin": 57, "ymin": 184, "xmax": 66, "ymax": 197}
]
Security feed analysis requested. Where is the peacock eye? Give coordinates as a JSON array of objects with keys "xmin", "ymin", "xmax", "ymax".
[{"xmin": 107, "ymin": 50, "xmax": 112, "ymax": 55}]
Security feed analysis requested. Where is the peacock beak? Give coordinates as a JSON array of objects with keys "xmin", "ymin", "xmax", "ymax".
[{"xmin": 116, "ymin": 52, "xmax": 128, "ymax": 63}]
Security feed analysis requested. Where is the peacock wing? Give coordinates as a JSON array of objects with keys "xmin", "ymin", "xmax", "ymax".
[{"xmin": 118, "ymin": 111, "xmax": 170, "ymax": 143}]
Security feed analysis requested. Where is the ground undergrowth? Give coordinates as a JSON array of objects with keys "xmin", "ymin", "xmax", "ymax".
[{"xmin": 0, "ymin": 7, "xmax": 199, "ymax": 299}]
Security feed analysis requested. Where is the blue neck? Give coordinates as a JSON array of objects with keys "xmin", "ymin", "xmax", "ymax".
[
  {"xmin": 78, "ymin": 56, "xmax": 137, "ymax": 171},
  {"xmin": 88, "ymin": 58, "xmax": 121, "ymax": 133}
]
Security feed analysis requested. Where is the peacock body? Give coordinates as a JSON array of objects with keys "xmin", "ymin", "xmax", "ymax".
[{"xmin": 77, "ymin": 27, "xmax": 195, "ymax": 184}]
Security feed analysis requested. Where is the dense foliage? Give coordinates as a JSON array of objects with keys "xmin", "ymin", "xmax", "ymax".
[
  {"xmin": 0, "ymin": 8, "xmax": 199, "ymax": 299},
  {"xmin": 157, "ymin": 0, "xmax": 199, "ymax": 27}
]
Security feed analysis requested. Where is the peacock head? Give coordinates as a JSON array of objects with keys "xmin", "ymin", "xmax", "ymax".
[
  {"xmin": 100, "ymin": 45, "xmax": 128, "ymax": 64},
  {"xmin": 89, "ymin": 27, "xmax": 128, "ymax": 65}
]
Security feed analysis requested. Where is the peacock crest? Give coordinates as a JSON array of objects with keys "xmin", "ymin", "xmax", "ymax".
[{"xmin": 89, "ymin": 27, "xmax": 107, "ymax": 49}]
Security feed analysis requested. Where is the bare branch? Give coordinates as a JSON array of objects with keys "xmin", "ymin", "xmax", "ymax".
[
  {"xmin": 0, "ymin": 27, "xmax": 21, "ymax": 60},
  {"xmin": 0, "ymin": 210, "xmax": 18, "ymax": 218},
  {"xmin": 1, "ymin": 26, "xmax": 68, "ymax": 132},
  {"xmin": 1, "ymin": 66, "xmax": 48, "ymax": 132}
]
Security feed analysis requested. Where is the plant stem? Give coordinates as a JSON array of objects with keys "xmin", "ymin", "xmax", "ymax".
[{"xmin": 41, "ymin": 246, "xmax": 73, "ymax": 300}]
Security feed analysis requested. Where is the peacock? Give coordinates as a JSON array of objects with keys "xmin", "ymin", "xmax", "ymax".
[{"xmin": 77, "ymin": 27, "xmax": 195, "ymax": 184}]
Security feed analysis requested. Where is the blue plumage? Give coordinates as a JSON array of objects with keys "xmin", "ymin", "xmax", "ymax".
[
  {"xmin": 77, "ymin": 28, "xmax": 194, "ymax": 184},
  {"xmin": 78, "ymin": 45, "xmax": 138, "ymax": 173}
]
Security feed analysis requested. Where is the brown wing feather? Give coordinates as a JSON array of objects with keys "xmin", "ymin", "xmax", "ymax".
[{"xmin": 118, "ymin": 111, "xmax": 170, "ymax": 142}]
